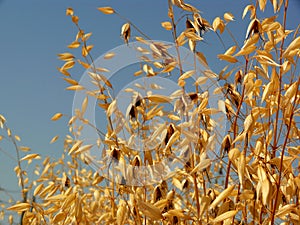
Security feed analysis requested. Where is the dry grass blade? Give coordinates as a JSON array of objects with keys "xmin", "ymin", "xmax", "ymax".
[
  {"xmin": 210, "ymin": 185, "xmax": 235, "ymax": 210},
  {"xmin": 7, "ymin": 203, "xmax": 31, "ymax": 212},
  {"xmin": 66, "ymin": 85, "xmax": 85, "ymax": 91},
  {"xmin": 161, "ymin": 21, "xmax": 172, "ymax": 30},
  {"xmin": 3, "ymin": 1, "xmax": 299, "ymax": 225},
  {"xmin": 212, "ymin": 210, "xmax": 238, "ymax": 223},
  {"xmin": 117, "ymin": 199, "xmax": 127, "ymax": 225},
  {"xmin": 98, "ymin": 6, "xmax": 115, "ymax": 14},
  {"xmin": 104, "ymin": 52, "xmax": 115, "ymax": 59},
  {"xmin": 107, "ymin": 99, "xmax": 117, "ymax": 117},
  {"xmin": 68, "ymin": 140, "xmax": 83, "ymax": 155},
  {"xmin": 217, "ymin": 54, "xmax": 238, "ymax": 63},
  {"xmin": 190, "ymin": 158, "xmax": 211, "ymax": 174},
  {"xmin": 137, "ymin": 199, "xmax": 163, "ymax": 220},
  {"xmin": 147, "ymin": 94, "xmax": 172, "ymax": 103},
  {"xmin": 20, "ymin": 154, "xmax": 41, "ymax": 161},
  {"xmin": 51, "ymin": 113, "xmax": 63, "ymax": 121}
]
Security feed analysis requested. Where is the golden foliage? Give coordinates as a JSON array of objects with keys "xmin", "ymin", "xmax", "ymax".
[{"xmin": 2, "ymin": 1, "xmax": 300, "ymax": 225}]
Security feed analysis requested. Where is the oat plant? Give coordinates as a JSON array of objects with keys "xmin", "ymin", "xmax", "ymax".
[{"xmin": 2, "ymin": 0, "xmax": 300, "ymax": 224}]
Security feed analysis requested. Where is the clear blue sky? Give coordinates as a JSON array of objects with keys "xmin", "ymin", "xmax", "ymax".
[{"xmin": 0, "ymin": 0, "xmax": 299, "ymax": 204}]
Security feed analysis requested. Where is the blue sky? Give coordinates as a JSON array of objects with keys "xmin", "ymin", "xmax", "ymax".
[{"xmin": 0, "ymin": 0, "xmax": 299, "ymax": 205}]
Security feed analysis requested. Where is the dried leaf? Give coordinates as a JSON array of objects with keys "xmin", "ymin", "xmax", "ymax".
[
  {"xmin": 178, "ymin": 70, "xmax": 195, "ymax": 80},
  {"xmin": 224, "ymin": 12, "xmax": 235, "ymax": 22},
  {"xmin": 210, "ymin": 185, "xmax": 235, "ymax": 210},
  {"xmin": 163, "ymin": 209, "xmax": 190, "ymax": 219},
  {"xmin": 218, "ymin": 54, "xmax": 238, "ymax": 63},
  {"xmin": 238, "ymin": 153, "xmax": 245, "ymax": 188},
  {"xmin": 147, "ymin": 95, "xmax": 171, "ymax": 103},
  {"xmin": 235, "ymin": 45, "xmax": 256, "ymax": 56},
  {"xmin": 104, "ymin": 52, "xmax": 115, "ymax": 59},
  {"xmin": 162, "ymin": 62, "xmax": 177, "ymax": 73},
  {"xmin": 66, "ymin": 85, "xmax": 85, "ymax": 91},
  {"xmin": 51, "ymin": 113, "xmax": 63, "ymax": 121},
  {"xmin": 121, "ymin": 23, "xmax": 131, "ymax": 44},
  {"xmin": 284, "ymin": 81, "xmax": 298, "ymax": 102},
  {"xmin": 66, "ymin": 8, "xmax": 74, "ymax": 16},
  {"xmin": 184, "ymin": 31, "xmax": 203, "ymax": 41},
  {"xmin": 195, "ymin": 76, "xmax": 208, "ymax": 85},
  {"xmin": 212, "ymin": 17, "xmax": 225, "ymax": 33},
  {"xmin": 77, "ymin": 59, "xmax": 90, "ymax": 69},
  {"xmin": 58, "ymin": 52, "xmax": 74, "ymax": 61},
  {"xmin": 7, "ymin": 203, "xmax": 31, "ymax": 212},
  {"xmin": 53, "ymin": 211, "xmax": 67, "ymax": 223},
  {"xmin": 107, "ymin": 99, "xmax": 117, "ymax": 117},
  {"xmin": 224, "ymin": 46, "xmax": 237, "ymax": 56},
  {"xmin": 14, "ymin": 135, "xmax": 21, "ymax": 141},
  {"xmin": 21, "ymin": 154, "xmax": 41, "ymax": 161},
  {"xmin": 0, "ymin": 114, "xmax": 6, "ymax": 124},
  {"xmin": 68, "ymin": 140, "xmax": 83, "ymax": 155},
  {"xmin": 243, "ymin": 4, "xmax": 256, "ymax": 19},
  {"xmin": 190, "ymin": 158, "xmax": 211, "ymax": 174},
  {"xmin": 50, "ymin": 135, "xmax": 59, "ymax": 144},
  {"xmin": 19, "ymin": 146, "xmax": 31, "ymax": 152},
  {"xmin": 98, "ymin": 7, "xmax": 115, "ymax": 14},
  {"xmin": 196, "ymin": 51, "xmax": 208, "ymax": 67},
  {"xmin": 137, "ymin": 199, "xmax": 163, "ymax": 220},
  {"xmin": 283, "ymin": 36, "xmax": 300, "ymax": 57},
  {"xmin": 258, "ymin": 0, "xmax": 267, "ymax": 11},
  {"xmin": 165, "ymin": 130, "xmax": 180, "ymax": 150},
  {"xmin": 276, "ymin": 204, "xmax": 296, "ymax": 217},
  {"xmin": 212, "ymin": 210, "xmax": 238, "ymax": 223},
  {"xmin": 161, "ymin": 21, "xmax": 172, "ymax": 30},
  {"xmin": 63, "ymin": 77, "xmax": 78, "ymax": 86},
  {"xmin": 74, "ymin": 144, "xmax": 93, "ymax": 155},
  {"xmin": 82, "ymin": 45, "xmax": 93, "ymax": 57},
  {"xmin": 68, "ymin": 41, "xmax": 80, "ymax": 49},
  {"xmin": 117, "ymin": 199, "xmax": 127, "ymax": 225},
  {"xmin": 244, "ymin": 113, "xmax": 254, "ymax": 132},
  {"xmin": 72, "ymin": 15, "xmax": 79, "ymax": 24},
  {"xmin": 33, "ymin": 183, "xmax": 44, "ymax": 196},
  {"xmin": 246, "ymin": 19, "xmax": 261, "ymax": 39},
  {"xmin": 257, "ymin": 165, "xmax": 271, "ymax": 205},
  {"xmin": 81, "ymin": 96, "xmax": 88, "ymax": 115}
]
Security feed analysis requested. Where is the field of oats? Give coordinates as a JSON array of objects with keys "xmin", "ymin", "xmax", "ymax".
[{"xmin": 1, "ymin": 0, "xmax": 300, "ymax": 224}]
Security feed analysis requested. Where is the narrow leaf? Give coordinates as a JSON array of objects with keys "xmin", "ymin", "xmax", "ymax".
[{"xmin": 98, "ymin": 7, "xmax": 115, "ymax": 14}]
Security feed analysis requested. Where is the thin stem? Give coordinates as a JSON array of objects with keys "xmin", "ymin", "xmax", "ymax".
[
  {"xmin": 168, "ymin": 0, "xmax": 183, "ymax": 76},
  {"xmin": 272, "ymin": 0, "xmax": 289, "ymax": 158},
  {"xmin": 114, "ymin": 11, "xmax": 152, "ymax": 41},
  {"xmin": 224, "ymin": 57, "xmax": 249, "ymax": 189},
  {"xmin": 270, "ymin": 1, "xmax": 289, "ymax": 223},
  {"xmin": 5, "ymin": 125, "xmax": 27, "ymax": 224},
  {"xmin": 271, "ymin": 68, "xmax": 299, "ymax": 225}
]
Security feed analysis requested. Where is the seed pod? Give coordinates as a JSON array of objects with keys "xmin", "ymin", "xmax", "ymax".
[
  {"xmin": 153, "ymin": 185, "xmax": 163, "ymax": 202},
  {"xmin": 184, "ymin": 159, "xmax": 192, "ymax": 173},
  {"xmin": 64, "ymin": 176, "xmax": 71, "ymax": 188},
  {"xmin": 186, "ymin": 18, "xmax": 194, "ymax": 30},
  {"xmin": 182, "ymin": 179, "xmax": 189, "ymax": 189},
  {"xmin": 188, "ymin": 92, "xmax": 198, "ymax": 102},
  {"xmin": 121, "ymin": 23, "xmax": 131, "ymax": 44},
  {"xmin": 221, "ymin": 134, "xmax": 232, "ymax": 157},
  {"xmin": 129, "ymin": 104, "xmax": 137, "ymax": 121},
  {"xmin": 111, "ymin": 148, "xmax": 121, "ymax": 162},
  {"xmin": 194, "ymin": 13, "xmax": 211, "ymax": 37},
  {"xmin": 245, "ymin": 19, "xmax": 261, "ymax": 39},
  {"xmin": 131, "ymin": 155, "xmax": 141, "ymax": 167},
  {"xmin": 165, "ymin": 123, "xmax": 175, "ymax": 145},
  {"xmin": 160, "ymin": 180, "xmax": 168, "ymax": 198},
  {"xmin": 234, "ymin": 70, "xmax": 242, "ymax": 85},
  {"xmin": 135, "ymin": 96, "xmax": 142, "ymax": 107}
]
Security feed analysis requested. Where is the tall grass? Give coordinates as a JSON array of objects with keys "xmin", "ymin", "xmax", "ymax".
[{"xmin": 2, "ymin": 0, "xmax": 300, "ymax": 224}]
